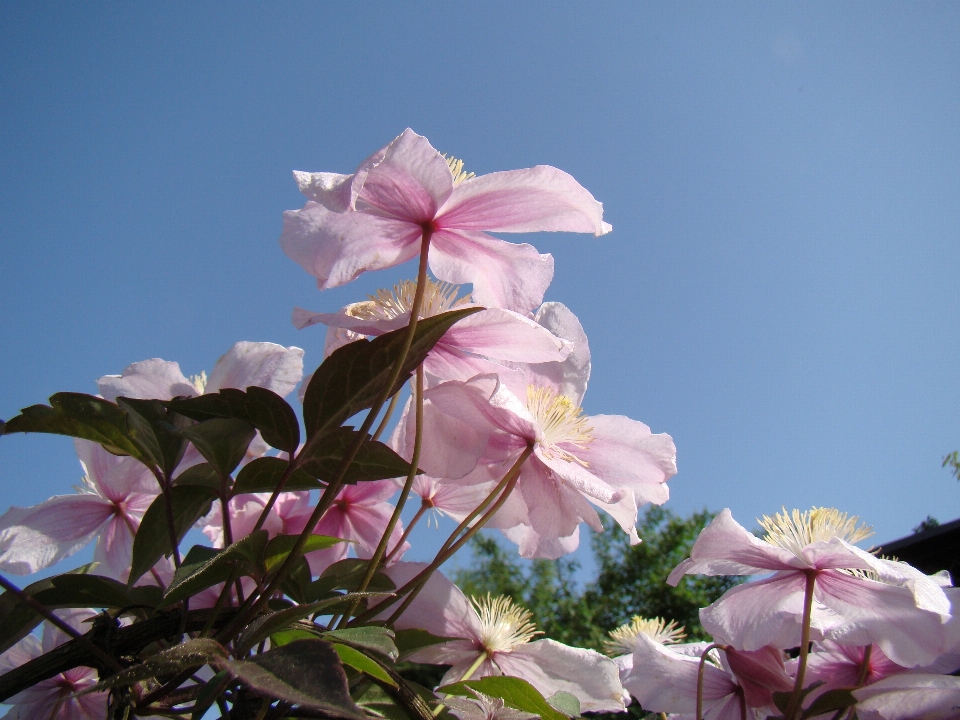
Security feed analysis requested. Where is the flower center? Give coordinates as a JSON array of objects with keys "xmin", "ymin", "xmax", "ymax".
[
  {"xmin": 759, "ymin": 507, "xmax": 874, "ymax": 557},
  {"xmin": 525, "ymin": 386, "xmax": 593, "ymax": 464},
  {"xmin": 444, "ymin": 155, "xmax": 475, "ymax": 184},
  {"xmin": 189, "ymin": 370, "xmax": 208, "ymax": 394},
  {"xmin": 471, "ymin": 594, "xmax": 541, "ymax": 655},
  {"xmin": 604, "ymin": 616, "xmax": 687, "ymax": 655},
  {"xmin": 345, "ymin": 279, "xmax": 471, "ymax": 322}
]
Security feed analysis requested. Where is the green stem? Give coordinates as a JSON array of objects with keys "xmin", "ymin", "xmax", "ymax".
[
  {"xmin": 432, "ymin": 652, "xmax": 489, "ymax": 717},
  {"xmin": 251, "ymin": 456, "xmax": 300, "ymax": 534},
  {"xmin": 386, "ymin": 499, "xmax": 430, "ymax": 564},
  {"xmin": 372, "ymin": 390, "xmax": 402, "ymax": 442},
  {"xmin": 784, "ymin": 570, "xmax": 817, "ymax": 720},
  {"xmin": 696, "ymin": 643, "xmax": 724, "ymax": 720}
]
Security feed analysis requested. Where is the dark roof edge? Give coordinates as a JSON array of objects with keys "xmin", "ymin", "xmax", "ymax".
[{"xmin": 877, "ymin": 516, "xmax": 960, "ymax": 554}]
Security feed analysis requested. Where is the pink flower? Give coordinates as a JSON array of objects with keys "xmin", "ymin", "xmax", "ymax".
[
  {"xmin": 667, "ymin": 508, "xmax": 953, "ymax": 667},
  {"xmin": 0, "ymin": 609, "xmax": 107, "ymax": 719},
  {"xmin": 292, "ymin": 278, "xmax": 571, "ymax": 385},
  {"xmin": 0, "ymin": 439, "xmax": 158, "ymax": 578},
  {"xmin": 280, "ymin": 128, "xmax": 611, "ymax": 313},
  {"xmin": 852, "ymin": 674, "xmax": 960, "ymax": 720},
  {"xmin": 398, "ymin": 304, "xmax": 676, "ymax": 558},
  {"xmin": 383, "ymin": 562, "xmax": 626, "ymax": 713}
]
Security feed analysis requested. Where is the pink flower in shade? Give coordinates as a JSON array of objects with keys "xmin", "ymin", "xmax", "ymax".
[
  {"xmin": 203, "ymin": 480, "xmax": 407, "ymax": 575},
  {"xmin": 292, "ymin": 278, "xmax": 571, "ymax": 385},
  {"xmin": 382, "ymin": 562, "xmax": 626, "ymax": 713},
  {"xmin": 0, "ymin": 439, "xmax": 158, "ymax": 578},
  {"xmin": 280, "ymin": 128, "xmax": 611, "ymax": 314},
  {"xmin": 397, "ymin": 304, "xmax": 676, "ymax": 558},
  {"xmin": 667, "ymin": 508, "xmax": 953, "ymax": 668},
  {"xmin": 409, "ymin": 474, "xmax": 497, "ymax": 526},
  {"xmin": 803, "ymin": 640, "xmax": 960, "ymax": 693},
  {"xmin": 852, "ymin": 674, "xmax": 960, "ymax": 720},
  {"xmin": 0, "ymin": 609, "xmax": 107, "ymax": 719},
  {"xmin": 621, "ymin": 633, "xmax": 793, "ymax": 720}
]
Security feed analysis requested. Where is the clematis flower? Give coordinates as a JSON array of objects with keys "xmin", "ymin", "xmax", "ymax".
[
  {"xmin": 397, "ymin": 303, "xmax": 676, "ymax": 558},
  {"xmin": 444, "ymin": 689, "xmax": 538, "ymax": 720},
  {"xmin": 667, "ymin": 507, "xmax": 953, "ymax": 667},
  {"xmin": 604, "ymin": 615, "xmax": 687, "ymax": 677},
  {"xmin": 852, "ymin": 673, "xmax": 960, "ymax": 720},
  {"xmin": 280, "ymin": 128, "xmax": 611, "ymax": 313},
  {"xmin": 621, "ymin": 633, "xmax": 793, "ymax": 720},
  {"xmin": 0, "ymin": 609, "xmax": 107, "ymax": 719},
  {"xmin": 382, "ymin": 562, "xmax": 626, "ymax": 713},
  {"xmin": 292, "ymin": 278, "xmax": 571, "ymax": 385},
  {"xmin": 409, "ymin": 474, "xmax": 498, "ymax": 526},
  {"xmin": 0, "ymin": 439, "xmax": 158, "ymax": 578},
  {"xmin": 803, "ymin": 639, "xmax": 960, "ymax": 692}
]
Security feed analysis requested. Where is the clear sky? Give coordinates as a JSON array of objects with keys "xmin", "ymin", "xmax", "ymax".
[{"xmin": 2, "ymin": 4, "xmax": 960, "ymax": 578}]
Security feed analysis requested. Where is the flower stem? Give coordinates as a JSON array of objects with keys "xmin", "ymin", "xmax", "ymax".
[
  {"xmin": 386, "ymin": 499, "xmax": 429, "ymax": 564},
  {"xmin": 784, "ymin": 570, "xmax": 817, "ymax": 720},
  {"xmin": 432, "ymin": 651, "xmax": 490, "ymax": 717},
  {"xmin": 372, "ymin": 390, "xmax": 402, "ymax": 442},
  {"xmin": 696, "ymin": 643, "xmax": 724, "ymax": 720},
  {"xmin": 336, "ymin": 365, "xmax": 425, "ymax": 627}
]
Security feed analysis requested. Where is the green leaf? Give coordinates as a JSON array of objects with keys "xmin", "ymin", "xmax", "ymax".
[
  {"xmin": 332, "ymin": 643, "xmax": 397, "ymax": 686},
  {"xmin": 270, "ymin": 628, "xmax": 320, "ymax": 646},
  {"xmin": 325, "ymin": 626, "xmax": 398, "ymax": 661},
  {"xmin": 219, "ymin": 639, "xmax": 368, "ymax": 719},
  {"xmin": 167, "ymin": 387, "xmax": 300, "ymax": 453},
  {"xmin": 129, "ymin": 485, "xmax": 218, "ymax": 583},
  {"xmin": 0, "ymin": 572, "xmax": 161, "ymax": 654},
  {"xmin": 393, "ymin": 628, "xmax": 458, "ymax": 661},
  {"xmin": 305, "ymin": 558, "xmax": 396, "ymax": 601},
  {"xmin": 439, "ymin": 677, "xmax": 568, "ymax": 720},
  {"xmin": 302, "ymin": 307, "xmax": 482, "ymax": 439},
  {"xmin": 299, "ymin": 427, "xmax": 412, "ymax": 484},
  {"xmin": 159, "ymin": 532, "xmax": 268, "ymax": 607},
  {"xmin": 232, "ymin": 456, "xmax": 323, "ymax": 497},
  {"xmin": 179, "ymin": 417, "xmax": 256, "ymax": 477},
  {"xmin": 800, "ymin": 688, "xmax": 857, "ymax": 719},
  {"xmin": 191, "ymin": 670, "xmax": 234, "ymax": 720},
  {"xmin": 2, "ymin": 394, "xmax": 144, "ymax": 460},
  {"xmin": 173, "ymin": 462, "xmax": 221, "ymax": 491},
  {"xmin": 547, "ymin": 691, "xmax": 581, "ymax": 718},
  {"xmin": 263, "ymin": 533, "xmax": 346, "ymax": 573},
  {"xmin": 116, "ymin": 397, "xmax": 190, "ymax": 477},
  {"xmin": 90, "ymin": 638, "xmax": 228, "ymax": 691}
]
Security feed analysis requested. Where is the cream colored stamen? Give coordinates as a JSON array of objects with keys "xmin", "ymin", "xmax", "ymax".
[
  {"xmin": 188, "ymin": 370, "xmax": 208, "ymax": 395},
  {"xmin": 444, "ymin": 155, "xmax": 476, "ymax": 184},
  {"xmin": 525, "ymin": 386, "xmax": 593, "ymax": 465},
  {"xmin": 759, "ymin": 507, "xmax": 873, "ymax": 557},
  {"xmin": 472, "ymin": 594, "xmax": 542, "ymax": 654},
  {"xmin": 345, "ymin": 279, "xmax": 471, "ymax": 322},
  {"xmin": 604, "ymin": 616, "xmax": 687, "ymax": 655}
]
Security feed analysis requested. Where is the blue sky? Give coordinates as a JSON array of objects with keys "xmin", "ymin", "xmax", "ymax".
[{"xmin": 2, "ymin": 4, "xmax": 960, "ymax": 578}]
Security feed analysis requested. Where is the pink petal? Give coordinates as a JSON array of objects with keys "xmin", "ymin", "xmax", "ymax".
[
  {"xmin": 0, "ymin": 495, "xmax": 113, "ymax": 574},
  {"xmin": 75, "ymin": 439, "xmax": 157, "ymax": 500},
  {"xmin": 501, "ymin": 524, "xmax": 581, "ymax": 560},
  {"xmin": 525, "ymin": 302, "xmax": 591, "ymax": 404},
  {"xmin": 666, "ymin": 509, "xmax": 803, "ymax": 585},
  {"xmin": 534, "ymin": 449, "xmax": 622, "ymax": 505},
  {"xmin": 853, "ymin": 673, "xmax": 960, "ymax": 720},
  {"xmin": 280, "ymin": 201, "xmax": 422, "ymax": 289},
  {"xmin": 94, "ymin": 514, "xmax": 138, "ymax": 580},
  {"xmin": 206, "ymin": 341, "xmax": 304, "ymax": 398},
  {"xmin": 97, "ymin": 358, "xmax": 196, "ymax": 401},
  {"xmin": 355, "ymin": 128, "xmax": 453, "ymax": 221},
  {"xmin": 441, "ymin": 308, "xmax": 571, "ymax": 364},
  {"xmin": 292, "ymin": 306, "xmax": 408, "ymax": 335},
  {"xmin": 429, "ymin": 228, "xmax": 554, "ymax": 314},
  {"xmin": 496, "ymin": 640, "xmax": 626, "ymax": 713},
  {"xmin": 437, "ymin": 165, "xmax": 610, "ymax": 237},
  {"xmin": 723, "ymin": 646, "xmax": 793, "ymax": 708},
  {"xmin": 518, "ymin": 457, "xmax": 603, "ymax": 540},
  {"xmin": 294, "ymin": 140, "xmax": 391, "ymax": 211}
]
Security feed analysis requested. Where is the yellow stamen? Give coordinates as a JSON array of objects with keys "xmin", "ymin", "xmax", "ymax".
[
  {"xmin": 604, "ymin": 616, "xmax": 687, "ymax": 656},
  {"xmin": 525, "ymin": 386, "xmax": 593, "ymax": 465},
  {"xmin": 759, "ymin": 507, "xmax": 873, "ymax": 557},
  {"xmin": 444, "ymin": 155, "xmax": 476, "ymax": 185},
  {"xmin": 188, "ymin": 370, "xmax": 207, "ymax": 394},
  {"xmin": 345, "ymin": 279, "xmax": 471, "ymax": 322},
  {"xmin": 471, "ymin": 594, "xmax": 542, "ymax": 654}
]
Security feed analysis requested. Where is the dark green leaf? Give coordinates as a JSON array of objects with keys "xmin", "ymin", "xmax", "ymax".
[
  {"xmin": 232, "ymin": 456, "xmax": 323, "ymax": 497},
  {"xmin": 90, "ymin": 638, "xmax": 227, "ymax": 691},
  {"xmin": 263, "ymin": 534, "xmax": 345, "ymax": 573},
  {"xmin": 222, "ymin": 386, "xmax": 300, "ymax": 453},
  {"xmin": 159, "ymin": 532, "xmax": 268, "ymax": 607},
  {"xmin": 393, "ymin": 628, "xmax": 458, "ymax": 661},
  {"xmin": 332, "ymin": 643, "xmax": 397, "ymax": 686},
  {"xmin": 219, "ymin": 639, "xmax": 367, "ymax": 719},
  {"xmin": 800, "ymin": 688, "xmax": 857, "ymax": 719},
  {"xmin": 325, "ymin": 626, "xmax": 398, "ymax": 661},
  {"xmin": 2, "ymin": 394, "xmax": 143, "ymax": 460},
  {"xmin": 179, "ymin": 418, "xmax": 256, "ymax": 477},
  {"xmin": 270, "ymin": 628, "xmax": 319, "ymax": 646},
  {"xmin": 302, "ymin": 308, "xmax": 482, "ymax": 439},
  {"xmin": 0, "ymin": 572, "xmax": 160, "ymax": 654},
  {"xmin": 547, "ymin": 691, "xmax": 581, "ymax": 718},
  {"xmin": 305, "ymin": 559, "xmax": 396, "ymax": 600},
  {"xmin": 440, "ymin": 677, "xmax": 568, "ymax": 720},
  {"xmin": 299, "ymin": 427, "xmax": 412, "ymax": 484},
  {"xmin": 117, "ymin": 397, "xmax": 190, "ymax": 477},
  {"xmin": 191, "ymin": 670, "xmax": 234, "ymax": 720},
  {"xmin": 173, "ymin": 463, "xmax": 221, "ymax": 491},
  {"xmin": 129, "ymin": 485, "xmax": 218, "ymax": 583}
]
